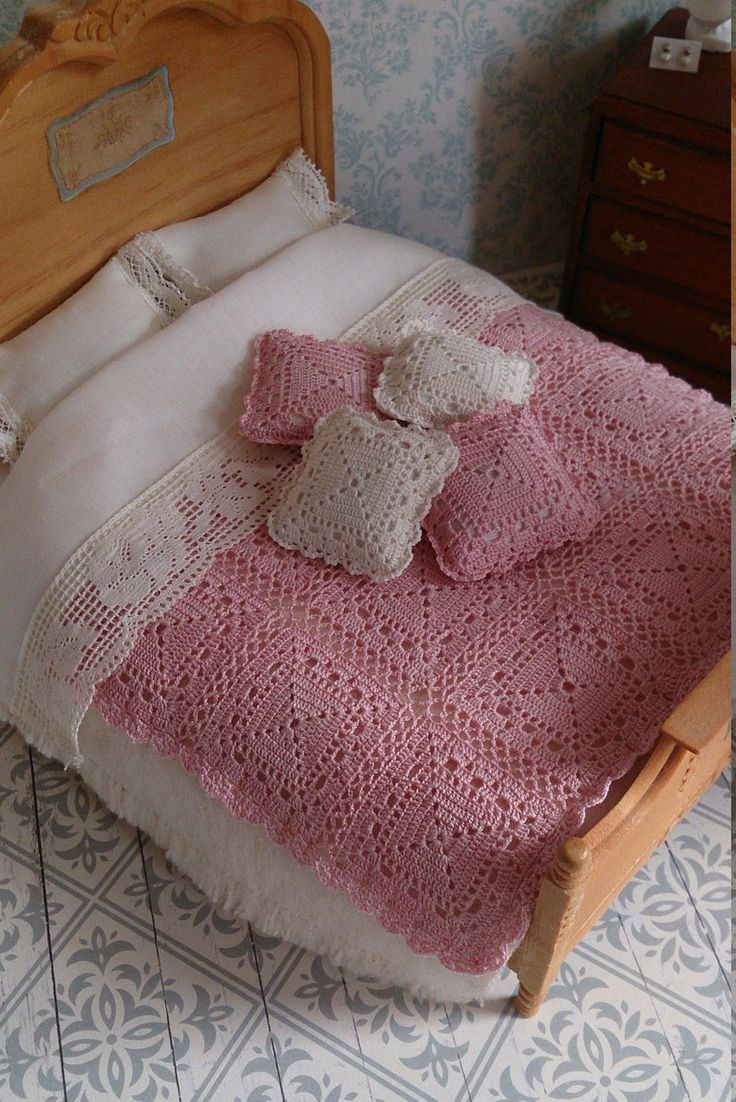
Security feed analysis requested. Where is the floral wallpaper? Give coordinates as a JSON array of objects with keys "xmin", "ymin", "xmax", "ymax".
[
  {"xmin": 307, "ymin": 0, "xmax": 673, "ymax": 270},
  {"xmin": 0, "ymin": 0, "xmax": 672, "ymax": 270}
]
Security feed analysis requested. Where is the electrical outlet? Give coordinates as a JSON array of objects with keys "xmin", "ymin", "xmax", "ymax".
[{"xmin": 649, "ymin": 36, "xmax": 702, "ymax": 72}]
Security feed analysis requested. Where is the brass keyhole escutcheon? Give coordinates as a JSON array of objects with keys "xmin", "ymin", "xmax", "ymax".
[
  {"xmin": 597, "ymin": 299, "xmax": 632, "ymax": 323},
  {"xmin": 709, "ymin": 322, "xmax": 730, "ymax": 343}
]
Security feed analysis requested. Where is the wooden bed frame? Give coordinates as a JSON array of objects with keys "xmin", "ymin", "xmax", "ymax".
[{"xmin": 0, "ymin": 0, "xmax": 730, "ymax": 1016}]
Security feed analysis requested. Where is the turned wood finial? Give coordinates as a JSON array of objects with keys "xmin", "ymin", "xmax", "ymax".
[
  {"xmin": 550, "ymin": 836, "xmax": 591, "ymax": 890},
  {"xmin": 515, "ymin": 982, "xmax": 543, "ymax": 1018}
]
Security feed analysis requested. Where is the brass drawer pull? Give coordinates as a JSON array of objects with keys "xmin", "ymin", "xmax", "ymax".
[
  {"xmin": 709, "ymin": 322, "xmax": 730, "ymax": 343},
  {"xmin": 628, "ymin": 157, "xmax": 666, "ymax": 186},
  {"xmin": 611, "ymin": 229, "xmax": 648, "ymax": 256},
  {"xmin": 597, "ymin": 299, "xmax": 632, "ymax": 323}
]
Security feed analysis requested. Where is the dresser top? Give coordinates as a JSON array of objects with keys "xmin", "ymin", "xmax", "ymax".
[{"xmin": 602, "ymin": 8, "xmax": 729, "ymax": 131}]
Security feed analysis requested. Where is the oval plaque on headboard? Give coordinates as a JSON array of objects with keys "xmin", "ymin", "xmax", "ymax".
[{"xmin": 46, "ymin": 65, "xmax": 175, "ymax": 201}]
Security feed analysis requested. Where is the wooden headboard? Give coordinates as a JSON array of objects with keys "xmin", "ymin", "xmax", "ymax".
[{"xmin": 0, "ymin": 0, "xmax": 334, "ymax": 340}]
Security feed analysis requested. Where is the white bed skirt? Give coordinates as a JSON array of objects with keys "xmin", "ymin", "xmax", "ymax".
[{"xmin": 76, "ymin": 707, "xmax": 506, "ymax": 1006}]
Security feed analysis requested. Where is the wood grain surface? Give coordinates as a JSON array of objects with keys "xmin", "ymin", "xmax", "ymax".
[{"xmin": 0, "ymin": 0, "xmax": 335, "ymax": 340}]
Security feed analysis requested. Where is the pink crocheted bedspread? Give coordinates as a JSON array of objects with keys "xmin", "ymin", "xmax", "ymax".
[{"xmin": 95, "ymin": 304, "xmax": 729, "ymax": 974}]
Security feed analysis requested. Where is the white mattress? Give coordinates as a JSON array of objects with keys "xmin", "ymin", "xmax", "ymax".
[
  {"xmin": 77, "ymin": 706, "xmax": 505, "ymax": 1004},
  {"xmin": 73, "ymin": 705, "xmax": 643, "ymax": 1004}
]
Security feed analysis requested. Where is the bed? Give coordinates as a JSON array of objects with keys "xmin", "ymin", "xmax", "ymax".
[{"xmin": 0, "ymin": 0, "xmax": 730, "ymax": 1016}]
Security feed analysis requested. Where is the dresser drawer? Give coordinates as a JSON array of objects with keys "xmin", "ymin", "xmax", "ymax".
[
  {"xmin": 571, "ymin": 270, "xmax": 730, "ymax": 373},
  {"xmin": 595, "ymin": 123, "xmax": 729, "ymax": 224},
  {"xmin": 582, "ymin": 197, "xmax": 729, "ymax": 301}
]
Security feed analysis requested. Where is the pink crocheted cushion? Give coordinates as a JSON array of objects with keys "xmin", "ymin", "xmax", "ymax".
[
  {"xmin": 239, "ymin": 329, "xmax": 385, "ymax": 444},
  {"xmin": 424, "ymin": 404, "xmax": 600, "ymax": 581}
]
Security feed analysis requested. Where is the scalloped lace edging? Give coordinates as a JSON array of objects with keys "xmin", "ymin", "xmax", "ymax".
[
  {"xmin": 116, "ymin": 233, "xmax": 212, "ymax": 325},
  {"xmin": 275, "ymin": 148, "xmax": 354, "ymax": 228},
  {"xmin": 94, "ymin": 695, "xmax": 521, "ymax": 977},
  {"xmin": 92, "ymin": 680, "xmax": 675, "ymax": 977},
  {"xmin": 0, "ymin": 391, "xmax": 32, "ymax": 464}
]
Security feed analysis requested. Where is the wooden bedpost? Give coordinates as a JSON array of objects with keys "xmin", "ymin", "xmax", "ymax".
[
  {"xmin": 509, "ymin": 836, "xmax": 591, "ymax": 1017},
  {"xmin": 509, "ymin": 653, "xmax": 730, "ymax": 1017}
]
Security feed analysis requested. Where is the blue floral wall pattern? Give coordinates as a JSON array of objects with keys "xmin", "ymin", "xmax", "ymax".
[
  {"xmin": 0, "ymin": 0, "xmax": 672, "ymax": 270},
  {"xmin": 305, "ymin": 0, "xmax": 673, "ymax": 270}
]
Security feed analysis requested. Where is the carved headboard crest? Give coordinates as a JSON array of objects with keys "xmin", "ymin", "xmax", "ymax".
[{"xmin": 47, "ymin": 0, "xmax": 146, "ymax": 44}]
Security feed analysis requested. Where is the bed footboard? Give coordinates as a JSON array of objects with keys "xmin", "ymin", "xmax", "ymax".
[{"xmin": 509, "ymin": 652, "xmax": 731, "ymax": 1017}]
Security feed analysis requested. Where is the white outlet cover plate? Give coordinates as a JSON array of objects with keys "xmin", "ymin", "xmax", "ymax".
[{"xmin": 649, "ymin": 36, "xmax": 702, "ymax": 72}]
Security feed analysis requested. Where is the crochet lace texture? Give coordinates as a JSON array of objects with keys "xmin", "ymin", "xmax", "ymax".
[
  {"xmin": 0, "ymin": 391, "xmax": 31, "ymax": 464},
  {"xmin": 94, "ymin": 302, "xmax": 729, "ymax": 975},
  {"xmin": 730, "ymin": 347, "xmax": 735, "ymax": 451},
  {"xmin": 424, "ymin": 405, "xmax": 600, "ymax": 582},
  {"xmin": 268, "ymin": 409, "xmax": 458, "ymax": 580},
  {"xmin": 11, "ymin": 259, "xmax": 522, "ymax": 767},
  {"xmin": 116, "ymin": 233, "xmax": 211, "ymax": 324},
  {"xmin": 240, "ymin": 330, "xmax": 385, "ymax": 445},
  {"xmin": 375, "ymin": 326, "xmax": 538, "ymax": 427},
  {"xmin": 274, "ymin": 148, "xmax": 354, "ymax": 227}
]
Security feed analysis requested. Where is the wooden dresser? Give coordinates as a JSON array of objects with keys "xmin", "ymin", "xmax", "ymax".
[{"xmin": 560, "ymin": 8, "xmax": 730, "ymax": 403}]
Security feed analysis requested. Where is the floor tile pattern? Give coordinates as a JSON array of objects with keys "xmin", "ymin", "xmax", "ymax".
[{"xmin": 0, "ymin": 720, "xmax": 730, "ymax": 1102}]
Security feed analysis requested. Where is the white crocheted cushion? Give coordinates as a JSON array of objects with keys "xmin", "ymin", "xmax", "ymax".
[
  {"xmin": 268, "ymin": 409, "xmax": 459, "ymax": 581},
  {"xmin": 375, "ymin": 327, "xmax": 538, "ymax": 428}
]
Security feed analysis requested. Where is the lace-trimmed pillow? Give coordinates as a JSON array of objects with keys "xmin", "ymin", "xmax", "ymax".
[
  {"xmin": 0, "ymin": 150, "xmax": 350, "ymax": 465},
  {"xmin": 0, "ymin": 246, "xmax": 189, "ymax": 464},
  {"xmin": 151, "ymin": 149, "xmax": 353, "ymax": 293},
  {"xmin": 375, "ymin": 327, "xmax": 538, "ymax": 428},
  {"xmin": 424, "ymin": 405, "xmax": 600, "ymax": 581},
  {"xmin": 268, "ymin": 409, "xmax": 459, "ymax": 580},
  {"xmin": 240, "ymin": 330, "xmax": 385, "ymax": 445}
]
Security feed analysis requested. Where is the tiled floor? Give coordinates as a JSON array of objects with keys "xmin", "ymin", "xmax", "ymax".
[{"xmin": 0, "ymin": 721, "xmax": 730, "ymax": 1102}]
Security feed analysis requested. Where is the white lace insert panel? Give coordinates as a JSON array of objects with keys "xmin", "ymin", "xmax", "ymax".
[
  {"xmin": 0, "ymin": 392, "xmax": 32, "ymax": 465},
  {"xmin": 274, "ymin": 148, "xmax": 354, "ymax": 227},
  {"xmin": 116, "ymin": 233, "xmax": 212, "ymax": 324}
]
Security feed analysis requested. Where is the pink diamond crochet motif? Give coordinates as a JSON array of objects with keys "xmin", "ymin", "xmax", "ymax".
[{"xmin": 424, "ymin": 404, "xmax": 600, "ymax": 582}]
